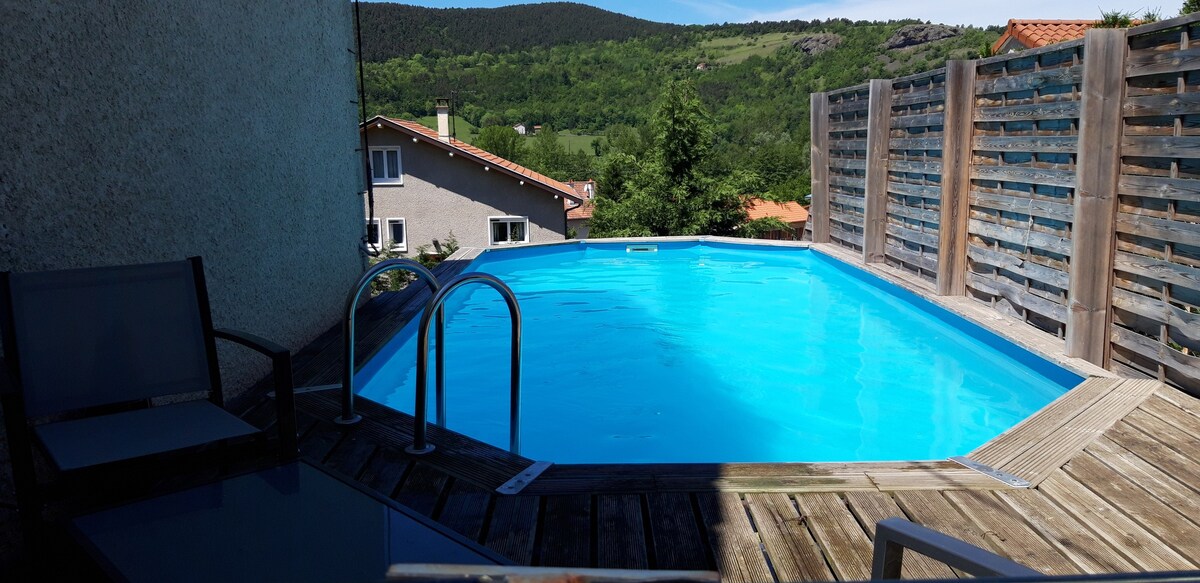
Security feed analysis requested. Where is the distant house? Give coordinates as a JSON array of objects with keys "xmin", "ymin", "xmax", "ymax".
[
  {"xmin": 361, "ymin": 103, "xmax": 581, "ymax": 254},
  {"xmin": 746, "ymin": 198, "xmax": 808, "ymax": 240},
  {"xmin": 564, "ymin": 179, "xmax": 597, "ymax": 238},
  {"xmin": 532, "ymin": 124, "xmax": 543, "ymax": 134},
  {"xmin": 513, "ymin": 123, "xmax": 527, "ymax": 135},
  {"xmin": 992, "ymin": 20, "xmax": 1095, "ymax": 53}
]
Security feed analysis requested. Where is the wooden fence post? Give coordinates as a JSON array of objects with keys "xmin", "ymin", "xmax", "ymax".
[
  {"xmin": 810, "ymin": 92, "xmax": 830, "ymax": 243},
  {"xmin": 1067, "ymin": 28, "xmax": 1126, "ymax": 366},
  {"xmin": 863, "ymin": 79, "xmax": 893, "ymax": 263},
  {"xmin": 937, "ymin": 60, "xmax": 977, "ymax": 295}
]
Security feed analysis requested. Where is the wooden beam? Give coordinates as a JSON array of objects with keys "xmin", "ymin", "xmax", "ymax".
[
  {"xmin": 810, "ymin": 92, "xmax": 830, "ymax": 244},
  {"xmin": 936, "ymin": 59, "xmax": 977, "ymax": 296},
  {"xmin": 863, "ymin": 79, "xmax": 893, "ymax": 263},
  {"xmin": 1067, "ymin": 29, "xmax": 1127, "ymax": 366}
]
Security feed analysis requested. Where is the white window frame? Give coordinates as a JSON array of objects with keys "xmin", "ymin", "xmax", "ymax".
[
  {"xmin": 488, "ymin": 215, "xmax": 530, "ymax": 245},
  {"xmin": 365, "ymin": 218, "xmax": 381, "ymax": 248},
  {"xmin": 369, "ymin": 147, "xmax": 403, "ymax": 185},
  {"xmin": 386, "ymin": 217, "xmax": 407, "ymax": 252}
]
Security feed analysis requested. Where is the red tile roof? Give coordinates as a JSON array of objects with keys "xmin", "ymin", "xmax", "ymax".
[
  {"xmin": 566, "ymin": 199, "xmax": 594, "ymax": 220},
  {"xmin": 564, "ymin": 179, "xmax": 596, "ymax": 220},
  {"xmin": 992, "ymin": 20, "xmax": 1095, "ymax": 53},
  {"xmin": 364, "ymin": 116, "xmax": 581, "ymax": 204},
  {"xmin": 746, "ymin": 198, "xmax": 809, "ymax": 224}
]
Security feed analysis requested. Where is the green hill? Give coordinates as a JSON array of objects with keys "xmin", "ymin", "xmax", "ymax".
[
  {"xmin": 358, "ymin": 2, "xmax": 680, "ymax": 61},
  {"xmin": 361, "ymin": 4, "xmax": 999, "ymax": 195}
]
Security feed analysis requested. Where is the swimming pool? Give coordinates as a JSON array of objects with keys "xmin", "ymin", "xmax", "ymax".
[{"xmin": 357, "ymin": 240, "xmax": 1082, "ymax": 464}]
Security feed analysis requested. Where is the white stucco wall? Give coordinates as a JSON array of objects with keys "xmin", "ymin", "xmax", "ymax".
[
  {"xmin": 0, "ymin": 1, "xmax": 363, "ymax": 395},
  {"xmin": 365, "ymin": 127, "xmax": 567, "ymax": 253}
]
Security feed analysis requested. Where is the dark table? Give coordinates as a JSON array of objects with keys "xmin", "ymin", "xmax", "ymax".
[{"xmin": 71, "ymin": 461, "xmax": 505, "ymax": 582}]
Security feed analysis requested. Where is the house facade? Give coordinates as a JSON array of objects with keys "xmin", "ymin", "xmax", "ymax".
[{"xmin": 363, "ymin": 110, "xmax": 580, "ymax": 255}]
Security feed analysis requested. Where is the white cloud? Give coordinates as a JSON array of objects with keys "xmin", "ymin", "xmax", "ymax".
[{"xmin": 741, "ymin": 0, "xmax": 1166, "ymax": 27}]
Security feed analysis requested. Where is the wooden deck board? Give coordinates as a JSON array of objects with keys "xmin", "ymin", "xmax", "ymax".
[
  {"xmin": 647, "ymin": 493, "xmax": 712, "ymax": 571},
  {"xmin": 970, "ymin": 377, "xmax": 1119, "ymax": 468},
  {"xmin": 745, "ymin": 493, "xmax": 836, "ymax": 582},
  {"xmin": 1001, "ymin": 379, "xmax": 1160, "ymax": 484},
  {"xmin": 1085, "ymin": 437, "xmax": 1200, "ymax": 527},
  {"xmin": 356, "ymin": 446, "xmax": 410, "ymax": 497},
  {"xmin": 696, "ymin": 493, "xmax": 774, "ymax": 583},
  {"xmin": 943, "ymin": 489, "xmax": 1075, "ymax": 574},
  {"xmin": 436, "ymin": 479, "xmax": 493, "ymax": 543},
  {"xmin": 1037, "ymin": 472, "xmax": 1195, "ymax": 571},
  {"xmin": 393, "ymin": 462, "xmax": 450, "ymax": 517},
  {"xmin": 538, "ymin": 494, "xmax": 592, "ymax": 568},
  {"xmin": 1062, "ymin": 454, "xmax": 1200, "ymax": 564},
  {"xmin": 891, "ymin": 490, "xmax": 995, "ymax": 576},
  {"xmin": 994, "ymin": 489, "xmax": 1137, "ymax": 573},
  {"xmin": 793, "ymin": 493, "xmax": 874, "ymax": 582},
  {"xmin": 842, "ymin": 491, "xmax": 958, "ymax": 580},
  {"xmin": 484, "ymin": 495, "xmax": 541, "ymax": 565},
  {"xmin": 597, "ymin": 495, "xmax": 650, "ymax": 569}
]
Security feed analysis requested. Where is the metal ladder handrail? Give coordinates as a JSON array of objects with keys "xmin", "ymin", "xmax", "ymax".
[
  {"xmin": 336, "ymin": 259, "xmax": 444, "ymax": 425},
  {"xmin": 406, "ymin": 272, "xmax": 522, "ymax": 455}
]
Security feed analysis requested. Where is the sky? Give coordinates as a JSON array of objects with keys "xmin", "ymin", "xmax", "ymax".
[{"xmin": 390, "ymin": 0, "xmax": 1170, "ymax": 28}]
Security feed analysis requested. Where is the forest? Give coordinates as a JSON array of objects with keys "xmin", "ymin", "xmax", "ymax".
[{"xmin": 360, "ymin": 2, "xmax": 999, "ymax": 212}]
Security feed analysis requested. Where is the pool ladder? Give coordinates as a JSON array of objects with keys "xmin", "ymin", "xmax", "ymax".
[{"xmin": 335, "ymin": 259, "xmax": 523, "ymax": 456}]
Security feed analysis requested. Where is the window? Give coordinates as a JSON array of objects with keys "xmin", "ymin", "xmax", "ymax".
[
  {"xmin": 488, "ymin": 216, "xmax": 529, "ymax": 245},
  {"xmin": 365, "ymin": 218, "xmax": 381, "ymax": 248},
  {"xmin": 370, "ymin": 147, "xmax": 402, "ymax": 184},
  {"xmin": 386, "ymin": 218, "xmax": 406, "ymax": 252}
]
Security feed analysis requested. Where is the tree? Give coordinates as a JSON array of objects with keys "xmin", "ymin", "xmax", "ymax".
[
  {"xmin": 475, "ymin": 125, "xmax": 524, "ymax": 162},
  {"xmin": 1184, "ymin": 0, "xmax": 1200, "ymax": 15},
  {"xmin": 590, "ymin": 80, "xmax": 747, "ymax": 237}
]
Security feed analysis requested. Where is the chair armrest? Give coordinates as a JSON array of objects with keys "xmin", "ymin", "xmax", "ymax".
[
  {"xmin": 213, "ymin": 328, "xmax": 288, "ymax": 357},
  {"xmin": 213, "ymin": 328, "xmax": 298, "ymax": 458}
]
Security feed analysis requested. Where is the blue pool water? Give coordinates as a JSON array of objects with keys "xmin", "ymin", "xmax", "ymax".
[{"xmin": 357, "ymin": 241, "xmax": 1081, "ymax": 463}]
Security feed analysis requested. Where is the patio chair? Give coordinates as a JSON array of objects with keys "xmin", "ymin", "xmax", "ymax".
[{"xmin": 0, "ymin": 257, "xmax": 298, "ymax": 534}]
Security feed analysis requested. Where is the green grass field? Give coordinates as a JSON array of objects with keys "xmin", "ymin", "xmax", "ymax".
[
  {"xmin": 525, "ymin": 132, "xmax": 604, "ymax": 153},
  {"xmin": 700, "ymin": 32, "xmax": 794, "ymax": 65},
  {"xmin": 411, "ymin": 117, "xmax": 604, "ymax": 156}
]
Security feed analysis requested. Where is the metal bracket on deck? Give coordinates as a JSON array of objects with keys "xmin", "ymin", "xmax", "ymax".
[
  {"xmin": 950, "ymin": 456, "xmax": 1031, "ymax": 488},
  {"xmin": 496, "ymin": 461, "xmax": 553, "ymax": 495}
]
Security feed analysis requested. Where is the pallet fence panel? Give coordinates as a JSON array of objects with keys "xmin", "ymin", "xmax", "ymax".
[
  {"xmin": 810, "ymin": 13, "xmax": 1200, "ymax": 386},
  {"xmin": 827, "ymin": 84, "xmax": 872, "ymax": 251},
  {"xmin": 810, "ymin": 92, "xmax": 830, "ymax": 243},
  {"xmin": 1113, "ymin": 16, "xmax": 1200, "ymax": 393},
  {"xmin": 1067, "ymin": 29, "xmax": 1128, "ymax": 365},
  {"xmin": 887, "ymin": 68, "xmax": 947, "ymax": 283},
  {"xmin": 966, "ymin": 40, "xmax": 1086, "ymax": 337},
  {"xmin": 865, "ymin": 79, "xmax": 895, "ymax": 263}
]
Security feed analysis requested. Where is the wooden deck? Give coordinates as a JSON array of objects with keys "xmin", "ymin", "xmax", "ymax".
[{"xmin": 223, "ymin": 248, "xmax": 1200, "ymax": 581}]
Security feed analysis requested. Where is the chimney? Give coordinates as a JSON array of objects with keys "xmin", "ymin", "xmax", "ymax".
[{"xmin": 435, "ymin": 97, "xmax": 451, "ymax": 142}]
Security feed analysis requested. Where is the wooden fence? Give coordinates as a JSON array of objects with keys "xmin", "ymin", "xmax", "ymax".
[{"xmin": 808, "ymin": 14, "xmax": 1200, "ymax": 394}]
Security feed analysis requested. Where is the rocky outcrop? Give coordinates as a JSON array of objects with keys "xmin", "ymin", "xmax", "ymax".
[
  {"xmin": 792, "ymin": 33, "xmax": 842, "ymax": 55},
  {"xmin": 884, "ymin": 24, "xmax": 961, "ymax": 49}
]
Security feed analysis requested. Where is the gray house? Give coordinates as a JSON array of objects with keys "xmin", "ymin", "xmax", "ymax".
[{"xmin": 362, "ymin": 107, "xmax": 580, "ymax": 255}]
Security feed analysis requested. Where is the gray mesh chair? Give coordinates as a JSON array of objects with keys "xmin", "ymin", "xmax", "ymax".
[{"xmin": 0, "ymin": 257, "xmax": 298, "ymax": 531}]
